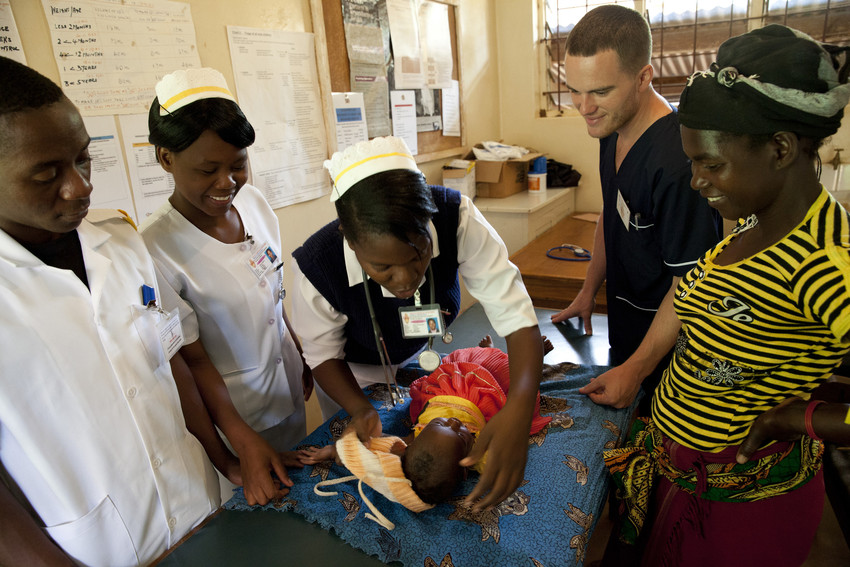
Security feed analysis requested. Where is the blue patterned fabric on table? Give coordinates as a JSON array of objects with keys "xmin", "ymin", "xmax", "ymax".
[{"xmin": 224, "ymin": 363, "xmax": 639, "ymax": 567}]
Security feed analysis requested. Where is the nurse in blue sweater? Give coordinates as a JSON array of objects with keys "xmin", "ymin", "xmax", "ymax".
[{"xmin": 292, "ymin": 136, "xmax": 542, "ymax": 512}]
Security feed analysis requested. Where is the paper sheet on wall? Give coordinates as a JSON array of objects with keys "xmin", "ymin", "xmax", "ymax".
[
  {"xmin": 0, "ymin": 1, "xmax": 26, "ymax": 64},
  {"xmin": 332, "ymin": 92, "xmax": 369, "ymax": 152},
  {"xmin": 117, "ymin": 113, "xmax": 173, "ymax": 222},
  {"xmin": 40, "ymin": 0, "xmax": 200, "ymax": 116},
  {"xmin": 350, "ymin": 62, "xmax": 390, "ymax": 138},
  {"xmin": 391, "ymin": 90, "xmax": 417, "ymax": 154},
  {"xmin": 341, "ymin": 0, "xmax": 388, "ymax": 66},
  {"xmin": 441, "ymin": 79, "xmax": 460, "ymax": 137},
  {"xmin": 386, "ymin": 0, "xmax": 424, "ymax": 89},
  {"xmin": 418, "ymin": 0, "xmax": 453, "ymax": 89},
  {"xmin": 227, "ymin": 26, "xmax": 329, "ymax": 208},
  {"xmin": 342, "ymin": 0, "xmax": 391, "ymax": 138},
  {"xmin": 414, "ymin": 88, "xmax": 442, "ymax": 132},
  {"xmin": 82, "ymin": 115, "xmax": 137, "ymax": 220}
]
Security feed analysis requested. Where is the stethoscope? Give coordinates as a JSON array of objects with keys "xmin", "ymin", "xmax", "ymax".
[
  {"xmin": 362, "ymin": 265, "xmax": 451, "ymax": 405},
  {"xmin": 546, "ymin": 243, "xmax": 591, "ymax": 261}
]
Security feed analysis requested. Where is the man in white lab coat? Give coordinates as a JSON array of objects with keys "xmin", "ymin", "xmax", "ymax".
[{"xmin": 0, "ymin": 56, "xmax": 219, "ymax": 566}]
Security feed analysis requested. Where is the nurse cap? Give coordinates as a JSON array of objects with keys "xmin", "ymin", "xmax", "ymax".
[
  {"xmin": 155, "ymin": 68, "xmax": 238, "ymax": 116},
  {"xmin": 324, "ymin": 136, "xmax": 420, "ymax": 202}
]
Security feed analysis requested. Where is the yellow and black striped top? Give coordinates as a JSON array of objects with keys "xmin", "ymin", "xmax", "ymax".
[{"xmin": 652, "ymin": 189, "xmax": 850, "ymax": 452}]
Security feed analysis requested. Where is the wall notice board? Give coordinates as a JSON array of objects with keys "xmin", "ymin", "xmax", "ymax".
[{"xmin": 311, "ymin": 0, "xmax": 465, "ymax": 162}]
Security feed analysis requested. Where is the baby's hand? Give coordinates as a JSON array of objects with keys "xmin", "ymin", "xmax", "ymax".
[
  {"xmin": 298, "ymin": 445, "xmax": 337, "ymax": 464},
  {"xmin": 277, "ymin": 451, "xmax": 307, "ymax": 469}
]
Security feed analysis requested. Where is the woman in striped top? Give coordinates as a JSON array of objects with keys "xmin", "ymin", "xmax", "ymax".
[{"xmin": 581, "ymin": 25, "xmax": 850, "ymax": 567}]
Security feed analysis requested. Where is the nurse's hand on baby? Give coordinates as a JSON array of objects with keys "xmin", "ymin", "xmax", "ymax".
[
  {"xmin": 461, "ymin": 399, "xmax": 529, "ymax": 513},
  {"xmin": 350, "ymin": 403, "xmax": 383, "ymax": 443}
]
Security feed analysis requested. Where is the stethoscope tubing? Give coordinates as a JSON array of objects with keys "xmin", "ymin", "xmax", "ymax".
[{"xmin": 546, "ymin": 243, "xmax": 591, "ymax": 261}]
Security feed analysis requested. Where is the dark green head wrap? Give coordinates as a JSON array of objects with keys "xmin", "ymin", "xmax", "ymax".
[{"xmin": 678, "ymin": 24, "xmax": 850, "ymax": 138}]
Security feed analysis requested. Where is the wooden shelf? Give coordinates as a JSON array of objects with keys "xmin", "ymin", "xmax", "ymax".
[{"xmin": 509, "ymin": 214, "xmax": 607, "ymax": 312}]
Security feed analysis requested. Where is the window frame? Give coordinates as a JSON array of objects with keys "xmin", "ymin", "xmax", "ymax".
[{"xmin": 539, "ymin": 0, "xmax": 850, "ymax": 116}]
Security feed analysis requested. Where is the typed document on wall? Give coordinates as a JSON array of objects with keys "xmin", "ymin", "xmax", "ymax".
[{"xmin": 227, "ymin": 26, "xmax": 329, "ymax": 208}]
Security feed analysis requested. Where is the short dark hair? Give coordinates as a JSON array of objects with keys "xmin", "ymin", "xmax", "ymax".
[
  {"xmin": 0, "ymin": 56, "xmax": 65, "ymax": 117},
  {"xmin": 565, "ymin": 5, "xmax": 651, "ymax": 74},
  {"xmin": 335, "ymin": 169, "xmax": 438, "ymax": 247},
  {"xmin": 401, "ymin": 448, "xmax": 461, "ymax": 505},
  {"xmin": 148, "ymin": 96, "xmax": 255, "ymax": 152}
]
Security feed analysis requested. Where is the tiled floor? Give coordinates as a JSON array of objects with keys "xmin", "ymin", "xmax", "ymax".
[{"xmin": 585, "ymin": 495, "xmax": 850, "ymax": 566}]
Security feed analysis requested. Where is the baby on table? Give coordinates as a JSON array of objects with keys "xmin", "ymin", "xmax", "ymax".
[{"xmin": 304, "ymin": 337, "xmax": 554, "ymax": 513}]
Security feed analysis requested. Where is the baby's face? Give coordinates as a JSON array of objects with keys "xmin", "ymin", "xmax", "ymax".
[
  {"xmin": 404, "ymin": 417, "xmax": 475, "ymax": 501},
  {"xmin": 411, "ymin": 417, "xmax": 474, "ymax": 463}
]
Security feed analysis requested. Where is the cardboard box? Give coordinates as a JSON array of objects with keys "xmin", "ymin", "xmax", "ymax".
[
  {"xmin": 442, "ymin": 159, "xmax": 476, "ymax": 200},
  {"xmin": 466, "ymin": 149, "xmax": 544, "ymax": 198}
]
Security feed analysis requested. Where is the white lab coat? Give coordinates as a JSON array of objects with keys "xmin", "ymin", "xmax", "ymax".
[
  {"xmin": 141, "ymin": 185, "xmax": 304, "ymax": 449},
  {"xmin": 292, "ymin": 194, "xmax": 537, "ymax": 419},
  {"xmin": 0, "ymin": 211, "xmax": 219, "ymax": 567}
]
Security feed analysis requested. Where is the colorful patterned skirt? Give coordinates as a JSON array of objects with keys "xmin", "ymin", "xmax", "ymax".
[{"xmin": 604, "ymin": 418, "xmax": 824, "ymax": 567}]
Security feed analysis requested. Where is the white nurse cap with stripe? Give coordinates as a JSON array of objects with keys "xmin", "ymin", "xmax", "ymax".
[
  {"xmin": 324, "ymin": 136, "xmax": 420, "ymax": 202},
  {"xmin": 155, "ymin": 68, "xmax": 237, "ymax": 116}
]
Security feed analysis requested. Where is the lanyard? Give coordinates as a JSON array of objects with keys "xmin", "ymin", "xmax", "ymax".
[{"xmin": 361, "ymin": 266, "xmax": 437, "ymax": 405}]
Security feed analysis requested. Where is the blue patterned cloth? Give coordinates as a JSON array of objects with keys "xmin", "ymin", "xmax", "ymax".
[{"xmin": 224, "ymin": 364, "xmax": 639, "ymax": 566}]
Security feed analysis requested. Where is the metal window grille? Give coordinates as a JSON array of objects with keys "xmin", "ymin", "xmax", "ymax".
[{"xmin": 542, "ymin": 0, "xmax": 850, "ymax": 113}]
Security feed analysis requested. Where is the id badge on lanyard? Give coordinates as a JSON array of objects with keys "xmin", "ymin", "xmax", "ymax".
[
  {"xmin": 156, "ymin": 308, "xmax": 184, "ymax": 359},
  {"xmin": 396, "ymin": 268, "xmax": 452, "ymax": 371},
  {"xmin": 400, "ymin": 303, "xmax": 445, "ymax": 371},
  {"xmin": 245, "ymin": 236, "xmax": 286, "ymax": 301},
  {"xmin": 246, "ymin": 238, "xmax": 278, "ymax": 279},
  {"xmin": 140, "ymin": 284, "xmax": 184, "ymax": 360},
  {"xmin": 399, "ymin": 304, "xmax": 445, "ymax": 339}
]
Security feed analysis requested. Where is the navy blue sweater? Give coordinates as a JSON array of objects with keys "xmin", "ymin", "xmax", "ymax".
[{"xmin": 293, "ymin": 186, "xmax": 461, "ymax": 365}]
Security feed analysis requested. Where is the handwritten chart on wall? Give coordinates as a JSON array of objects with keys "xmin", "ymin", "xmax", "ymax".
[
  {"xmin": 0, "ymin": 1, "xmax": 26, "ymax": 64},
  {"xmin": 41, "ymin": 0, "xmax": 200, "ymax": 116}
]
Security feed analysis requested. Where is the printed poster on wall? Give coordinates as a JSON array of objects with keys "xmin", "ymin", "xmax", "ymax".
[
  {"xmin": 227, "ymin": 26, "xmax": 329, "ymax": 208},
  {"xmin": 81, "ymin": 115, "xmax": 137, "ymax": 220}
]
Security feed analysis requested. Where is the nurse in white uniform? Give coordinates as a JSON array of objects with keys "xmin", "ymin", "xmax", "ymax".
[
  {"xmin": 140, "ymin": 68, "xmax": 312, "ymax": 506},
  {"xmin": 0, "ymin": 56, "xmax": 218, "ymax": 566},
  {"xmin": 291, "ymin": 136, "xmax": 543, "ymax": 513}
]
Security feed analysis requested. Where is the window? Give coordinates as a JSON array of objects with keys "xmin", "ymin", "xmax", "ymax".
[{"xmin": 541, "ymin": 0, "xmax": 850, "ymax": 115}]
